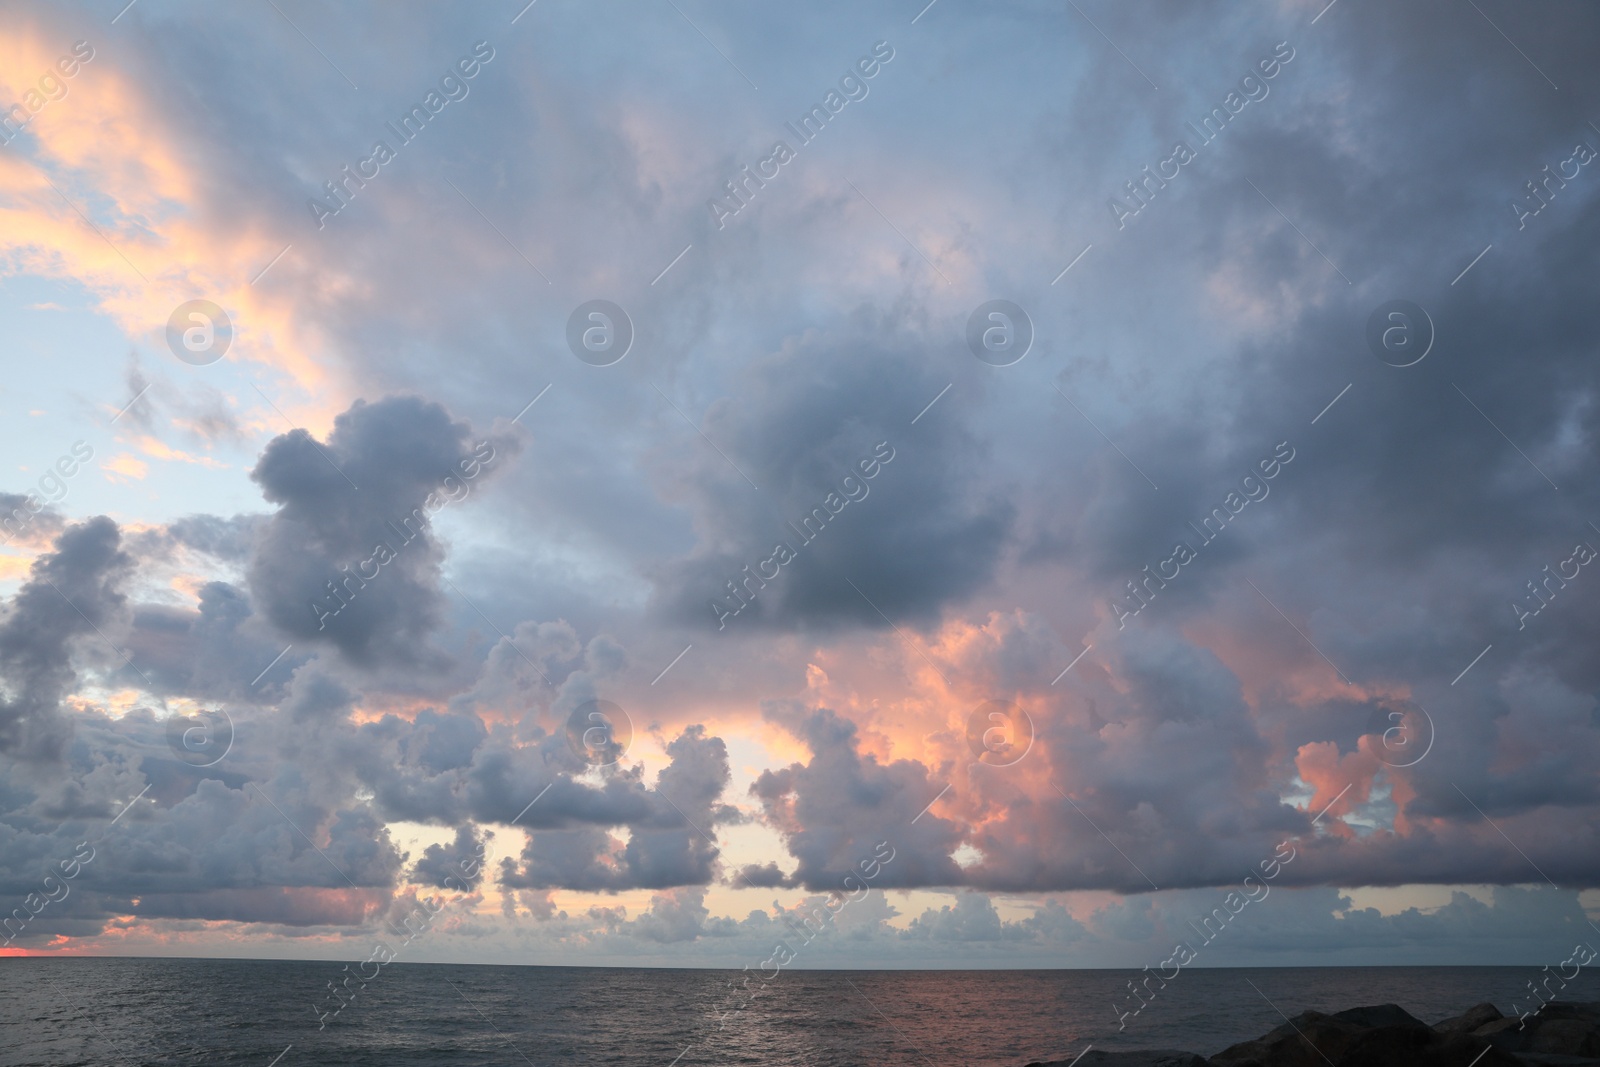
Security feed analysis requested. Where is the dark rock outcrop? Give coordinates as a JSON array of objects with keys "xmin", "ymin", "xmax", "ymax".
[
  {"xmin": 1328, "ymin": 1004, "xmax": 1430, "ymax": 1031},
  {"xmin": 1208, "ymin": 1004, "xmax": 1523, "ymax": 1067},
  {"xmin": 1434, "ymin": 1002, "xmax": 1504, "ymax": 1034},
  {"xmin": 1025, "ymin": 1052, "xmax": 1209, "ymax": 1067},
  {"xmin": 1024, "ymin": 1001, "xmax": 1600, "ymax": 1067},
  {"xmin": 1481, "ymin": 1002, "xmax": 1600, "ymax": 1060}
]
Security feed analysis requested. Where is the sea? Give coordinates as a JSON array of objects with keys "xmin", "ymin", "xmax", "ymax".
[{"xmin": 2, "ymin": 959, "xmax": 1596, "ymax": 1066}]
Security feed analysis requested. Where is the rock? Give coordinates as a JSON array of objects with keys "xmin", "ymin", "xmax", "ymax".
[
  {"xmin": 1019, "ymin": 1056, "xmax": 1197, "ymax": 1067},
  {"xmin": 1475, "ymin": 1016, "xmax": 1532, "ymax": 1050},
  {"xmin": 1023, "ymin": 1001, "xmax": 1599, "ymax": 1067},
  {"xmin": 1330, "ymin": 1004, "xmax": 1428, "ymax": 1031},
  {"xmin": 1434, "ymin": 1002, "xmax": 1504, "ymax": 1033},
  {"xmin": 1209, "ymin": 1009, "xmax": 1371, "ymax": 1067},
  {"xmin": 1341, "ymin": 1028, "xmax": 1522, "ymax": 1067},
  {"xmin": 1208, "ymin": 1003, "xmax": 1527, "ymax": 1067},
  {"xmin": 1539, "ymin": 1003, "xmax": 1600, "ymax": 1025},
  {"xmin": 1528, "ymin": 1018, "xmax": 1600, "ymax": 1058},
  {"xmin": 1471, "ymin": 1001, "xmax": 1600, "ymax": 1058}
]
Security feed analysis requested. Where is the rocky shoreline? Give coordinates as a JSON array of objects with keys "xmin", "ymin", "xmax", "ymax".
[{"xmin": 1027, "ymin": 1000, "xmax": 1600, "ymax": 1067}]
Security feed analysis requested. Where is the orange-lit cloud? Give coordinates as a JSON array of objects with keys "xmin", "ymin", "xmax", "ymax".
[
  {"xmin": 0, "ymin": 19, "xmax": 356, "ymax": 430},
  {"xmin": 133, "ymin": 434, "xmax": 227, "ymax": 469},
  {"xmin": 100, "ymin": 452, "xmax": 147, "ymax": 481}
]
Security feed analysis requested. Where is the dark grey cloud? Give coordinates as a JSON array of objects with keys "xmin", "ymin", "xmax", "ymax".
[
  {"xmin": 0, "ymin": 491, "xmax": 67, "ymax": 550},
  {"xmin": 122, "ymin": 580, "xmax": 302, "ymax": 702},
  {"xmin": 938, "ymin": 0, "xmax": 1600, "ymax": 898},
  {"xmin": 247, "ymin": 394, "xmax": 520, "ymax": 669},
  {"xmin": 0, "ymin": 517, "xmax": 133, "ymax": 760},
  {"xmin": 651, "ymin": 316, "xmax": 1014, "ymax": 634},
  {"xmin": 498, "ymin": 725, "xmax": 734, "ymax": 892},
  {"xmin": 409, "ymin": 824, "xmax": 488, "ymax": 890}
]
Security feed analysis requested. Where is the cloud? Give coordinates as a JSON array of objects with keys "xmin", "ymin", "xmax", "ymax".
[
  {"xmin": 0, "ymin": 0, "xmax": 1598, "ymax": 970},
  {"xmin": 0, "ymin": 516, "xmax": 133, "ymax": 760},
  {"xmin": 497, "ymin": 724, "xmax": 734, "ymax": 892},
  {"xmin": 122, "ymin": 580, "xmax": 298, "ymax": 701},
  {"xmin": 649, "ymin": 316, "xmax": 1013, "ymax": 634},
  {"xmin": 100, "ymin": 453, "xmax": 147, "ymax": 482},
  {"xmin": 0, "ymin": 491, "xmax": 66, "ymax": 550},
  {"xmin": 904, "ymin": 891, "xmax": 1014, "ymax": 942},
  {"xmin": 752, "ymin": 704, "xmax": 965, "ymax": 891},
  {"xmin": 246, "ymin": 395, "xmax": 520, "ymax": 669},
  {"xmin": 630, "ymin": 887, "xmax": 739, "ymax": 943},
  {"xmin": 409, "ymin": 824, "xmax": 487, "ymax": 890}
]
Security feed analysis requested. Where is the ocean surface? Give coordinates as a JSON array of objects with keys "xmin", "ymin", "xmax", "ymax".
[{"xmin": 3, "ymin": 959, "xmax": 1598, "ymax": 1066}]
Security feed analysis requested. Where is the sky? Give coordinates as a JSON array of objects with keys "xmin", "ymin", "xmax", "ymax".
[{"xmin": 1, "ymin": 0, "xmax": 1598, "ymax": 972}]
